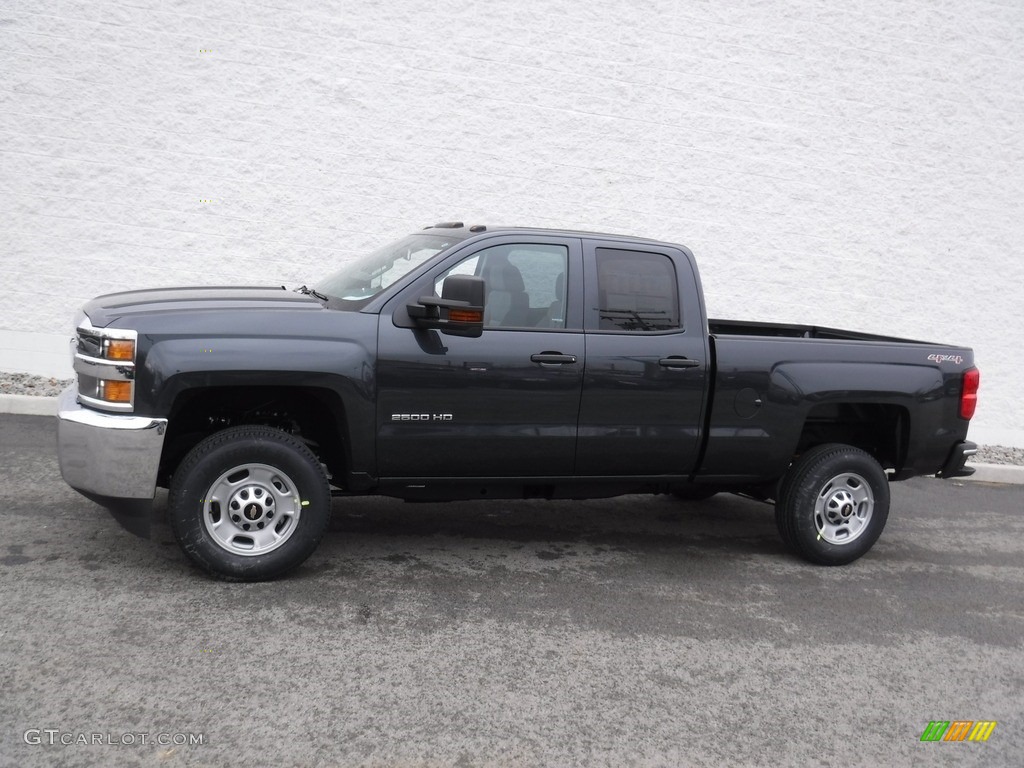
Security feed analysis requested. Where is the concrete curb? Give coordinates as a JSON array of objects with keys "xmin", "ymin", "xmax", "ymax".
[
  {"xmin": 0, "ymin": 394, "xmax": 58, "ymax": 416},
  {"xmin": 1, "ymin": 393, "xmax": 1022, "ymax": 485},
  {"xmin": 962, "ymin": 463, "xmax": 1024, "ymax": 486}
]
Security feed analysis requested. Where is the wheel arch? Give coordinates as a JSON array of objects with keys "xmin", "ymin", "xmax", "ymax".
[
  {"xmin": 157, "ymin": 385, "xmax": 352, "ymax": 489},
  {"xmin": 794, "ymin": 401, "xmax": 909, "ymax": 473}
]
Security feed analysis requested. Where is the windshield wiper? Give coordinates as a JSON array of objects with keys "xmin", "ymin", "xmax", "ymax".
[
  {"xmin": 295, "ymin": 285, "xmax": 329, "ymax": 302},
  {"xmin": 598, "ymin": 308, "xmax": 671, "ymax": 332}
]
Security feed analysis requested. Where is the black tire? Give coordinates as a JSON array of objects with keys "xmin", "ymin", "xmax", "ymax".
[
  {"xmin": 670, "ymin": 485, "xmax": 719, "ymax": 501},
  {"xmin": 775, "ymin": 443, "xmax": 889, "ymax": 566},
  {"xmin": 169, "ymin": 426, "xmax": 331, "ymax": 581}
]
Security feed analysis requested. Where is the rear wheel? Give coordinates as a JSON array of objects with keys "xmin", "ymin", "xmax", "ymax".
[
  {"xmin": 169, "ymin": 426, "xmax": 331, "ymax": 581},
  {"xmin": 775, "ymin": 443, "xmax": 889, "ymax": 565}
]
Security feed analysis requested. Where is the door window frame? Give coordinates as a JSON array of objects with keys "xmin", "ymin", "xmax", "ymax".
[
  {"xmin": 387, "ymin": 234, "xmax": 585, "ymax": 332},
  {"xmin": 582, "ymin": 241, "xmax": 700, "ymax": 336}
]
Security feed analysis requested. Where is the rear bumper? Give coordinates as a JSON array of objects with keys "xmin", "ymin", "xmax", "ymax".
[
  {"xmin": 57, "ymin": 386, "xmax": 167, "ymax": 530},
  {"xmin": 937, "ymin": 440, "xmax": 978, "ymax": 479}
]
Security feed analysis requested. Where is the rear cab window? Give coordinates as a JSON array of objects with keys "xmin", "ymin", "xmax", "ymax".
[{"xmin": 591, "ymin": 248, "xmax": 682, "ymax": 332}]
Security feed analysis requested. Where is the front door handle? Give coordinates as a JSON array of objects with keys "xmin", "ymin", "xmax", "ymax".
[
  {"xmin": 659, "ymin": 356, "xmax": 701, "ymax": 369},
  {"xmin": 531, "ymin": 352, "xmax": 577, "ymax": 365}
]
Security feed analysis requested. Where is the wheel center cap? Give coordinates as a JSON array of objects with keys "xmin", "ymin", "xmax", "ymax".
[
  {"xmin": 842, "ymin": 503, "xmax": 853, "ymax": 517},
  {"xmin": 244, "ymin": 503, "xmax": 262, "ymax": 520}
]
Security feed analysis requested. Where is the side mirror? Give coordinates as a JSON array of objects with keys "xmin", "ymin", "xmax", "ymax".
[{"xmin": 407, "ymin": 275, "xmax": 485, "ymax": 338}]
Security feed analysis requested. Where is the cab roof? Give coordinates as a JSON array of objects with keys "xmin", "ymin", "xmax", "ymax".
[{"xmin": 420, "ymin": 221, "xmax": 686, "ymax": 250}]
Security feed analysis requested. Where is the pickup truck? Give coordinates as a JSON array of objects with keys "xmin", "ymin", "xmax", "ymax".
[{"xmin": 57, "ymin": 223, "xmax": 980, "ymax": 580}]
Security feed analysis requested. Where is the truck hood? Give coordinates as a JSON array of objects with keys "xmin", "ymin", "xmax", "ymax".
[{"xmin": 81, "ymin": 286, "xmax": 322, "ymax": 327}]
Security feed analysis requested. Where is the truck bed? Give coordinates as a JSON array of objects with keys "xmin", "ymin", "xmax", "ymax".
[{"xmin": 700, "ymin": 322, "xmax": 973, "ymax": 484}]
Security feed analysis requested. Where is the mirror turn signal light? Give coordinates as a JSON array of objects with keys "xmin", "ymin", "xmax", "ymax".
[{"xmin": 449, "ymin": 309, "xmax": 483, "ymax": 323}]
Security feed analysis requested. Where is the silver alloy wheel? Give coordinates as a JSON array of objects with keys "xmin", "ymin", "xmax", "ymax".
[
  {"xmin": 202, "ymin": 463, "xmax": 302, "ymax": 556},
  {"xmin": 813, "ymin": 471, "xmax": 874, "ymax": 545}
]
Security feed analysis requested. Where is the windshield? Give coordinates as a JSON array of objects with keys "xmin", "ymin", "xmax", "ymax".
[{"xmin": 315, "ymin": 234, "xmax": 459, "ymax": 307}]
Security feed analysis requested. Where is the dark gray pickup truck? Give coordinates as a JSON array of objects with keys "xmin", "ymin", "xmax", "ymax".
[{"xmin": 57, "ymin": 223, "xmax": 980, "ymax": 580}]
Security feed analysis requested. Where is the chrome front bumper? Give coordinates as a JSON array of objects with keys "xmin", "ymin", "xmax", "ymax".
[{"xmin": 57, "ymin": 385, "xmax": 168, "ymax": 500}]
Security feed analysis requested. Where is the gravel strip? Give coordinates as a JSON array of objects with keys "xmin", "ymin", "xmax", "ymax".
[
  {"xmin": 2, "ymin": 373, "xmax": 1023, "ymax": 465},
  {"xmin": 972, "ymin": 444, "xmax": 1024, "ymax": 466},
  {"xmin": 0, "ymin": 373, "xmax": 73, "ymax": 398}
]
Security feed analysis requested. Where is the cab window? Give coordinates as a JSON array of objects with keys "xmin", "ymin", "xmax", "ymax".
[
  {"xmin": 435, "ymin": 244, "xmax": 569, "ymax": 329},
  {"xmin": 594, "ymin": 248, "xmax": 681, "ymax": 332}
]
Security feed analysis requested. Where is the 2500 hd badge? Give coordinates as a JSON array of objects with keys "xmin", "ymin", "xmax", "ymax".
[
  {"xmin": 57, "ymin": 222, "xmax": 980, "ymax": 581},
  {"xmin": 391, "ymin": 413, "xmax": 454, "ymax": 421}
]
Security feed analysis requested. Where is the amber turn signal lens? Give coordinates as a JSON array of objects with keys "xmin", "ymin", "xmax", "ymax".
[
  {"xmin": 105, "ymin": 339, "xmax": 135, "ymax": 360},
  {"xmin": 449, "ymin": 309, "xmax": 483, "ymax": 323},
  {"xmin": 100, "ymin": 380, "xmax": 132, "ymax": 403}
]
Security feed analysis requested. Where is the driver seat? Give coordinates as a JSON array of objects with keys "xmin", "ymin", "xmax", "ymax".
[{"xmin": 483, "ymin": 259, "xmax": 529, "ymax": 327}]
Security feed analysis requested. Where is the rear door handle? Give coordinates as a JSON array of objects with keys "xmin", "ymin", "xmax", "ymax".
[
  {"xmin": 659, "ymin": 356, "xmax": 701, "ymax": 369},
  {"xmin": 531, "ymin": 352, "xmax": 577, "ymax": 365}
]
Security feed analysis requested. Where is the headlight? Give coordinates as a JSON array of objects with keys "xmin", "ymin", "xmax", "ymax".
[{"xmin": 73, "ymin": 316, "xmax": 138, "ymax": 412}]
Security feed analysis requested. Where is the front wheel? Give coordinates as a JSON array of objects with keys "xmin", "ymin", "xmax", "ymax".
[
  {"xmin": 775, "ymin": 443, "xmax": 889, "ymax": 565},
  {"xmin": 169, "ymin": 426, "xmax": 331, "ymax": 581}
]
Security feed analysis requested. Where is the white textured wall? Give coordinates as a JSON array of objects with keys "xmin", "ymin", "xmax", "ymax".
[{"xmin": 1, "ymin": 0, "xmax": 1022, "ymax": 446}]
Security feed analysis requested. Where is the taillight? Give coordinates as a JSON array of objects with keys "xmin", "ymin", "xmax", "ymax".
[{"xmin": 960, "ymin": 368, "xmax": 979, "ymax": 420}]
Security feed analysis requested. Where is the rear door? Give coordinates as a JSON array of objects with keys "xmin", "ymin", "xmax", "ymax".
[
  {"xmin": 575, "ymin": 240, "xmax": 709, "ymax": 476},
  {"xmin": 376, "ymin": 235, "xmax": 585, "ymax": 478}
]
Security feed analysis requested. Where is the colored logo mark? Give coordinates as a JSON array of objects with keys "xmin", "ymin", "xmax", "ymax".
[{"xmin": 920, "ymin": 720, "xmax": 997, "ymax": 742}]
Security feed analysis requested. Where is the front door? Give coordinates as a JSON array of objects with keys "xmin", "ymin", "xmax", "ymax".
[{"xmin": 377, "ymin": 236, "xmax": 585, "ymax": 478}]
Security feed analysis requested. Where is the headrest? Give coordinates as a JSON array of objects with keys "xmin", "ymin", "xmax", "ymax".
[{"xmin": 489, "ymin": 263, "xmax": 525, "ymax": 292}]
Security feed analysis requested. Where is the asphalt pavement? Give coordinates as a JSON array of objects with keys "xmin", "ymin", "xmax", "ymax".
[{"xmin": 1, "ymin": 413, "xmax": 1021, "ymax": 767}]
